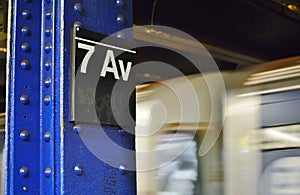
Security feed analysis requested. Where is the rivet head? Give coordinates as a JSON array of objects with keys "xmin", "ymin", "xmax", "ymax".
[
  {"xmin": 44, "ymin": 60, "xmax": 51, "ymax": 71},
  {"xmin": 119, "ymin": 129, "xmax": 126, "ymax": 136},
  {"xmin": 45, "ymin": 43, "xmax": 52, "ymax": 53},
  {"xmin": 21, "ymin": 42, "xmax": 31, "ymax": 53},
  {"xmin": 22, "ymin": 10, "xmax": 31, "ymax": 20},
  {"xmin": 116, "ymin": 14, "xmax": 126, "ymax": 25},
  {"xmin": 45, "ymin": 10, "xmax": 52, "ymax": 20},
  {"xmin": 21, "ymin": 26, "xmax": 31, "ymax": 36},
  {"xmin": 44, "ymin": 95, "xmax": 50, "ymax": 106},
  {"xmin": 73, "ymin": 21, "xmax": 83, "ymax": 29},
  {"xmin": 44, "ymin": 167, "xmax": 51, "ymax": 178},
  {"xmin": 19, "ymin": 166, "xmax": 29, "ymax": 178},
  {"xmin": 45, "ymin": 27, "xmax": 51, "ymax": 37},
  {"xmin": 116, "ymin": 0, "xmax": 125, "ymax": 7},
  {"xmin": 20, "ymin": 95, "xmax": 29, "ymax": 105},
  {"xmin": 119, "ymin": 165, "xmax": 128, "ymax": 175},
  {"xmin": 21, "ymin": 60, "xmax": 30, "ymax": 70},
  {"xmin": 44, "ymin": 77, "xmax": 51, "ymax": 88},
  {"xmin": 73, "ymin": 126, "xmax": 81, "ymax": 134},
  {"xmin": 116, "ymin": 32, "xmax": 125, "ymax": 39},
  {"xmin": 74, "ymin": 164, "xmax": 84, "ymax": 176},
  {"xmin": 74, "ymin": 3, "xmax": 83, "ymax": 13},
  {"xmin": 19, "ymin": 130, "xmax": 29, "ymax": 141},
  {"xmin": 44, "ymin": 131, "xmax": 51, "ymax": 142},
  {"xmin": 22, "ymin": 186, "xmax": 28, "ymax": 191}
]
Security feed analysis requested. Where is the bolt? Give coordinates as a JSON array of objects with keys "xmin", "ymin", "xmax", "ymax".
[
  {"xmin": 74, "ymin": 3, "xmax": 83, "ymax": 13},
  {"xmin": 73, "ymin": 21, "xmax": 83, "ymax": 29},
  {"xmin": 44, "ymin": 77, "xmax": 51, "ymax": 88},
  {"xmin": 44, "ymin": 131, "xmax": 51, "ymax": 142},
  {"xmin": 21, "ymin": 42, "xmax": 31, "ymax": 53},
  {"xmin": 19, "ymin": 130, "xmax": 29, "ymax": 141},
  {"xmin": 45, "ymin": 10, "xmax": 52, "ymax": 20},
  {"xmin": 21, "ymin": 60, "xmax": 30, "ymax": 70},
  {"xmin": 20, "ymin": 95, "xmax": 29, "ymax": 105},
  {"xmin": 119, "ymin": 165, "xmax": 128, "ymax": 175},
  {"xmin": 119, "ymin": 129, "xmax": 126, "ymax": 136},
  {"xmin": 73, "ymin": 126, "xmax": 81, "ymax": 134},
  {"xmin": 44, "ymin": 60, "xmax": 51, "ymax": 71},
  {"xmin": 45, "ymin": 43, "xmax": 52, "ymax": 54},
  {"xmin": 44, "ymin": 167, "xmax": 51, "ymax": 178},
  {"xmin": 44, "ymin": 95, "xmax": 50, "ymax": 106},
  {"xmin": 74, "ymin": 164, "xmax": 84, "ymax": 176},
  {"xmin": 22, "ymin": 10, "xmax": 31, "ymax": 20},
  {"xmin": 116, "ymin": 31, "xmax": 125, "ymax": 39},
  {"xmin": 19, "ymin": 166, "xmax": 29, "ymax": 178},
  {"xmin": 22, "ymin": 186, "xmax": 28, "ymax": 192},
  {"xmin": 116, "ymin": 14, "xmax": 126, "ymax": 25},
  {"xmin": 45, "ymin": 27, "xmax": 51, "ymax": 37},
  {"xmin": 21, "ymin": 26, "xmax": 31, "ymax": 36},
  {"xmin": 116, "ymin": 0, "xmax": 125, "ymax": 7}
]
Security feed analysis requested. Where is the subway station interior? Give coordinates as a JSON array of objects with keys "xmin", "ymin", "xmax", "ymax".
[{"xmin": 0, "ymin": 0, "xmax": 300, "ymax": 194}]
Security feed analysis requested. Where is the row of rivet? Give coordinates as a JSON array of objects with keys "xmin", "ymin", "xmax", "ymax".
[
  {"xmin": 72, "ymin": 2, "xmax": 84, "ymax": 177},
  {"xmin": 41, "ymin": 0, "xmax": 53, "ymax": 183},
  {"xmin": 70, "ymin": 1, "xmax": 129, "ymax": 177},
  {"xmin": 19, "ymin": 2, "xmax": 32, "ymax": 192}
]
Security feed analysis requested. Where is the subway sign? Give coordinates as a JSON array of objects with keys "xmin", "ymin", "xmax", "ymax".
[{"xmin": 72, "ymin": 28, "xmax": 136, "ymax": 127}]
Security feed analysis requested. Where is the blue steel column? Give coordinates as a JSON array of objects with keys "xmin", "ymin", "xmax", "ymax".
[
  {"xmin": 55, "ymin": 1, "xmax": 135, "ymax": 194},
  {"xmin": 7, "ymin": 0, "xmax": 135, "ymax": 194},
  {"xmin": 6, "ymin": 1, "xmax": 42, "ymax": 194}
]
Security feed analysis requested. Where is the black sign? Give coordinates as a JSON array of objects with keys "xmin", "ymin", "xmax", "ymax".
[{"xmin": 72, "ymin": 28, "xmax": 136, "ymax": 127}]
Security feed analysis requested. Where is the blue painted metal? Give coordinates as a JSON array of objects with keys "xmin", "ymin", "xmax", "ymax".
[
  {"xmin": 7, "ymin": 0, "xmax": 42, "ymax": 193},
  {"xmin": 7, "ymin": 0, "xmax": 135, "ymax": 194}
]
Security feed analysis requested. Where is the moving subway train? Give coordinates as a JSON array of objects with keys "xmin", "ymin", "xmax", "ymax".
[{"xmin": 136, "ymin": 56, "xmax": 300, "ymax": 195}]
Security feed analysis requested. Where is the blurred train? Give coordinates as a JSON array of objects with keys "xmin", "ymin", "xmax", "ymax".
[{"xmin": 136, "ymin": 56, "xmax": 300, "ymax": 195}]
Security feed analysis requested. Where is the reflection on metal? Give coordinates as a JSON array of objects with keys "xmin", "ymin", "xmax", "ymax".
[
  {"xmin": 244, "ymin": 63, "xmax": 300, "ymax": 85},
  {"xmin": 133, "ymin": 26, "xmax": 264, "ymax": 66},
  {"xmin": 0, "ymin": 113, "xmax": 4, "ymax": 132},
  {"xmin": 250, "ymin": 124, "xmax": 300, "ymax": 150}
]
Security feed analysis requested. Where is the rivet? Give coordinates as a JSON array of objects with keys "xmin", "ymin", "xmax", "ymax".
[
  {"xmin": 45, "ymin": 43, "xmax": 52, "ymax": 53},
  {"xmin": 116, "ymin": 31, "xmax": 125, "ymax": 39},
  {"xmin": 22, "ymin": 186, "xmax": 28, "ymax": 192},
  {"xmin": 19, "ymin": 130, "xmax": 29, "ymax": 141},
  {"xmin": 119, "ymin": 165, "xmax": 128, "ymax": 175},
  {"xmin": 44, "ymin": 60, "xmax": 51, "ymax": 71},
  {"xmin": 45, "ymin": 27, "xmax": 51, "ymax": 37},
  {"xmin": 21, "ymin": 42, "xmax": 31, "ymax": 53},
  {"xmin": 44, "ymin": 95, "xmax": 50, "ymax": 106},
  {"xmin": 20, "ymin": 95, "xmax": 29, "ymax": 105},
  {"xmin": 21, "ymin": 60, "xmax": 30, "ymax": 70},
  {"xmin": 74, "ymin": 3, "xmax": 83, "ymax": 13},
  {"xmin": 44, "ymin": 131, "xmax": 51, "ymax": 142},
  {"xmin": 73, "ymin": 126, "xmax": 81, "ymax": 134},
  {"xmin": 116, "ymin": 14, "xmax": 126, "ymax": 25},
  {"xmin": 44, "ymin": 77, "xmax": 51, "ymax": 88},
  {"xmin": 44, "ymin": 167, "xmax": 51, "ymax": 178},
  {"xmin": 119, "ymin": 129, "xmax": 126, "ymax": 136},
  {"xmin": 19, "ymin": 166, "xmax": 29, "ymax": 178},
  {"xmin": 116, "ymin": 0, "xmax": 125, "ymax": 7},
  {"xmin": 74, "ymin": 164, "xmax": 84, "ymax": 176},
  {"xmin": 73, "ymin": 21, "xmax": 83, "ymax": 29},
  {"xmin": 21, "ymin": 26, "xmax": 31, "ymax": 36},
  {"xmin": 45, "ymin": 10, "xmax": 52, "ymax": 20},
  {"xmin": 22, "ymin": 10, "xmax": 31, "ymax": 20}
]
